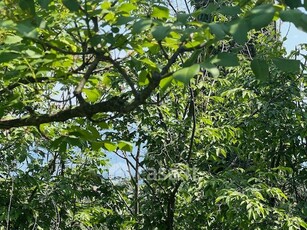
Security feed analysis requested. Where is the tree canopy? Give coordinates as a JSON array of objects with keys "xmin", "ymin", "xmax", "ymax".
[{"xmin": 0, "ymin": 0, "xmax": 307, "ymax": 229}]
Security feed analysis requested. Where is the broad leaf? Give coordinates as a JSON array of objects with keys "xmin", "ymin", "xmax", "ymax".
[
  {"xmin": 104, "ymin": 141, "xmax": 117, "ymax": 151},
  {"xmin": 248, "ymin": 4, "xmax": 275, "ymax": 30},
  {"xmin": 173, "ymin": 64, "xmax": 200, "ymax": 84},
  {"xmin": 273, "ymin": 58, "xmax": 300, "ymax": 73},
  {"xmin": 152, "ymin": 25, "xmax": 171, "ymax": 41},
  {"xmin": 132, "ymin": 19, "xmax": 152, "ymax": 34},
  {"xmin": 251, "ymin": 59, "xmax": 269, "ymax": 81},
  {"xmin": 159, "ymin": 76, "xmax": 173, "ymax": 94},
  {"xmin": 280, "ymin": 10, "xmax": 307, "ymax": 32},
  {"xmin": 0, "ymin": 52, "xmax": 20, "ymax": 63},
  {"xmin": 83, "ymin": 88, "xmax": 101, "ymax": 102},
  {"xmin": 38, "ymin": 0, "xmax": 51, "ymax": 9},
  {"xmin": 211, "ymin": 53, "xmax": 239, "ymax": 67},
  {"xmin": 62, "ymin": 0, "xmax": 80, "ymax": 12},
  {"xmin": 285, "ymin": 0, "xmax": 302, "ymax": 8},
  {"xmin": 19, "ymin": 0, "xmax": 36, "ymax": 16},
  {"xmin": 118, "ymin": 141, "xmax": 133, "ymax": 152},
  {"xmin": 209, "ymin": 23, "xmax": 226, "ymax": 40},
  {"xmin": 4, "ymin": 35, "xmax": 23, "ymax": 44},
  {"xmin": 218, "ymin": 6, "xmax": 241, "ymax": 16},
  {"xmin": 200, "ymin": 62, "xmax": 220, "ymax": 77},
  {"xmin": 16, "ymin": 21, "xmax": 38, "ymax": 38},
  {"xmin": 152, "ymin": 5, "xmax": 169, "ymax": 19},
  {"xmin": 228, "ymin": 19, "xmax": 248, "ymax": 45}
]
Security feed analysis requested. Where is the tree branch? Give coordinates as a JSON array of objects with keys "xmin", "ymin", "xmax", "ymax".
[
  {"xmin": 0, "ymin": 76, "xmax": 51, "ymax": 96},
  {"xmin": 74, "ymin": 55, "xmax": 101, "ymax": 104},
  {"xmin": 0, "ymin": 77, "xmax": 159, "ymax": 129}
]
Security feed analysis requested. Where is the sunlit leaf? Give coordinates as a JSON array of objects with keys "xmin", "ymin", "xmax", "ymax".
[
  {"xmin": 104, "ymin": 141, "xmax": 117, "ymax": 151},
  {"xmin": 152, "ymin": 5, "xmax": 169, "ymax": 19},
  {"xmin": 118, "ymin": 3, "xmax": 137, "ymax": 13},
  {"xmin": 118, "ymin": 141, "xmax": 133, "ymax": 152},
  {"xmin": 4, "ymin": 35, "xmax": 23, "ymax": 44},
  {"xmin": 83, "ymin": 88, "xmax": 101, "ymax": 102}
]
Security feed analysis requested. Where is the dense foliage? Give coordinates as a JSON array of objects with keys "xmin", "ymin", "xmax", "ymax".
[{"xmin": 0, "ymin": 0, "xmax": 306, "ymax": 229}]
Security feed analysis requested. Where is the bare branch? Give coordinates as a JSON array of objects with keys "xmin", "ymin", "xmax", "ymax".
[{"xmin": 74, "ymin": 56, "xmax": 101, "ymax": 97}]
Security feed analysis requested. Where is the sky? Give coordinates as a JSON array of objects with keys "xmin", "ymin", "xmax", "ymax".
[
  {"xmin": 280, "ymin": 7, "xmax": 307, "ymax": 54},
  {"xmin": 280, "ymin": 21, "xmax": 307, "ymax": 54}
]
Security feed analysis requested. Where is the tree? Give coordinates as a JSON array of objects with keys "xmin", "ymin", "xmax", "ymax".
[{"xmin": 0, "ymin": 0, "xmax": 306, "ymax": 229}]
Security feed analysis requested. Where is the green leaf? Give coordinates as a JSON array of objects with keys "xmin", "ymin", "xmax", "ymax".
[
  {"xmin": 210, "ymin": 53, "xmax": 239, "ymax": 67},
  {"xmin": 83, "ymin": 88, "xmax": 101, "ymax": 102},
  {"xmin": 280, "ymin": 10, "xmax": 307, "ymax": 33},
  {"xmin": 116, "ymin": 16, "xmax": 135, "ymax": 25},
  {"xmin": 0, "ymin": 52, "xmax": 20, "ymax": 63},
  {"xmin": 111, "ymin": 27, "xmax": 120, "ymax": 33},
  {"xmin": 89, "ymin": 35, "xmax": 104, "ymax": 47},
  {"xmin": 183, "ymin": 50, "xmax": 202, "ymax": 67},
  {"xmin": 251, "ymin": 59, "xmax": 269, "ymax": 81},
  {"xmin": 200, "ymin": 62, "xmax": 220, "ymax": 77},
  {"xmin": 159, "ymin": 76, "xmax": 173, "ymax": 94},
  {"xmin": 173, "ymin": 64, "xmax": 200, "ymax": 84},
  {"xmin": 139, "ymin": 58, "xmax": 158, "ymax": 69},
  {"xmin": 209, "ymin": 23, "xmax": 226, "ymax": 40},
  {"xmin": 69, "ymin": 127, "xmax": 99, "ymax": 141},
  {"xmin": 101, "ymin": 1, "xmax": 111, "ymax": 10},
  {"xmin": 62, "ymin": 0, "xmax": 80, "ymax": 12},
  {"xmin": 218, "ymin": 6, "xmax": 241, "ymax": 16},
  {"xmin": 273, "ymin": 58, "xmax": 300, "ymax": 73},
  {"xmin": 228, "ymin": 19, "xmax": 248, "ymax": 45},
  {"xmin": 248, "ymin": 4, "xmax": 275, "ymax": 30},
  {"xmin": 104, "ymin": 141, "xmax": 117, "ymax": 151},
  {"xmin": 16, "ymin": 20, "xmax": 38, "ymax": 38},
  {"xmin": 285, "ymin": 0, "xmax": 302, "ymax": 9},
  {"xmin": 118, "ymin": 141, "xmax": 133, "ymax": 152},
  {"xmin": 19, "ymin": 0, "xmax": 36, "ymax": 16},
  {"xmin": 152, "ymin": 25, "xmax": 171, "ymax": 41},
  {"xmin": 38, "ymin": 0, "xmax": 51, "ymax": 9},
  {"xmin": 177, "ymin": 13, "xmax": 190, "ymax": 24},
  {"xmin": 152, "ymin": 5, "xmax": 169, "ymax": 19},
  {"xmin": 138, "ymin": 70, "xmax": 149, "ymax": 86},
  {"xmin": 118, "ymin": 3, "xmax": 137, "ymax": 13},
  {"xmin": 4, "ymin": 35, "xmax": 23, "ymax": 44},
  {"xmin": 132, "ymin": 19, "xmax": 152, "ymax": 34}
]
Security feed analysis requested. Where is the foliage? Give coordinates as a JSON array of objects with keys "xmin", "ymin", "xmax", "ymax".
[{"xmin": 0, "ymin": 0, "xmax": 306, "ymax": 229}]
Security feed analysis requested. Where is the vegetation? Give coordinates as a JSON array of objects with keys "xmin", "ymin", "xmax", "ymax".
[{"xmin": 0, "ymin": 0, "xmax": 306, "ymax": 229}]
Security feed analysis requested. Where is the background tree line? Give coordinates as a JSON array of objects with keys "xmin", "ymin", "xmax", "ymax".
[{"xmin": 0, "ymin": 0, "xmax": 306, "ymax": 229}]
